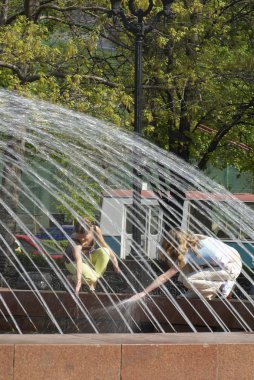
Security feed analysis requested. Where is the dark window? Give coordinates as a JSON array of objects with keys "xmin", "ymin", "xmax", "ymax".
[
  {"xmin": 125, "ymin": 205, "xmax": 146, "ymax": 235},
  {"xmin": 188, "ymin": 201, "xmax": 236, "ymax": 239},
  {"xmin": 49, "ymin": 214, "xmax": 66, "ymax": 226},
  {"xmin": 150, "ymin": 206, "xmax": 160, "ymax": 235},
  {"xmin": 239, "ymin": 202, "xmax": 254, "ymax": 240}
]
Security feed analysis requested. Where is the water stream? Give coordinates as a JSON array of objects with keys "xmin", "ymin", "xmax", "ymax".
[{"xmin": 0, "ymin": 89, "xmax": 254, "ymax": 333}]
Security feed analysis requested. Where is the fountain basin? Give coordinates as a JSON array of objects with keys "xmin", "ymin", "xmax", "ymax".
[{"xmin": 1, "ymin": 289, "xmax": 254, "ymax": 333}]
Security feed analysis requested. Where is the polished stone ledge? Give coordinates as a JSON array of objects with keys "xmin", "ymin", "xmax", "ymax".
[{"xmin": 0, "ymin": 333, "xmax": 254, "ymax": 380}]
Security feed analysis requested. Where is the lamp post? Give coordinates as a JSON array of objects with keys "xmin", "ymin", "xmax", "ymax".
[{"xmin": 108, "ymin": 0, "xmax": 173, "ymax": 255}]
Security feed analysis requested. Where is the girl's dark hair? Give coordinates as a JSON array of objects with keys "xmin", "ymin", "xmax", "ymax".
[{"xmin": 74, "ymin": 217, "xmax": 93, "ymax": 234}]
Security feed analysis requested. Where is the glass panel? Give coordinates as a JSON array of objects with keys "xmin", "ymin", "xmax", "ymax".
[
  {"xmin": 126, "ymin": 205, "xmax": 133, "ymax": 234},
  {"xmin": 150, "ymin": 206, "xmax": 160, "ymax": 235},
  {"xmin": 239, "ymin": 202, "xmax": 254, "ymax": 240},
  {"xmin": 188, "ymin": 202, "xmax": 213, "ymax": 235},
  {"xmin": 125, "ymin": 205, "xmax": 147, "ymax": 234},
  {"xmin": 188, "ymin": 201, "xmax": 239, "ymax": 239},
  {"xmin": 246, "ymin": 202, "xmax": 254, "ymax": 211},
  {"xmin": 210, "ymin": 207, "xmax": 233, "ymax": 239}
]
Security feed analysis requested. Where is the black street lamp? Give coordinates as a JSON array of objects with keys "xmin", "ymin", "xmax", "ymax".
[
  {"xmin": 109, "ymin": 0, "xmax": 173, "ymax": 136},
  {"xmin": 108, "ymin": 0, "xmax": 173, "ymax": 255}
]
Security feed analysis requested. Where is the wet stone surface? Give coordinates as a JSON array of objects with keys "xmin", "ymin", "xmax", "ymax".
[
  {"xmin": 2, "ymin": 260, "xmax": 253, "ymax": 299},
  {"xmin": 4, "ymin": 259, "xmax": 186, "ymax": 296}
]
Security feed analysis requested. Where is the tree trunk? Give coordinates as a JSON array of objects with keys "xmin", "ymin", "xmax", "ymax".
[
  {"xmin": 24, "ymin": 0, "xmax": 40, "ymax": 20},
  {"xmin": 0, "ymin": 0, "xmax": 9, "ymax": 25},
  {"xmin": 177, "ymin": 80, "xmax": 192, "ymax": 161}
]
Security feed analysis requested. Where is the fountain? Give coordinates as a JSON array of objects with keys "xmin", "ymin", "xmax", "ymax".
[{"xmin": 0, "ymin": 90, "xmax": 254, "ymax": 379}]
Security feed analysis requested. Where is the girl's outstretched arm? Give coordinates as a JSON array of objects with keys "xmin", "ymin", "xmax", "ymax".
[{"xmin": 129, "ymin": 266, "xmax": 179, "ymax": 301}]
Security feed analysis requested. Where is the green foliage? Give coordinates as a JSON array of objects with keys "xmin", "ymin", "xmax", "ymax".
[
  {"xmin": 15, "ymin": 238, "xmax": 67, "ymax": 270},
  {"xmin": 55, "ymin": 172, "xmax": 103, "ymax": 222},
  {"xmin": 0, "ymin": 0, "xmax": 253, "ymax": 175},
  {"xmin": 15, "ymin": 250, "xmax": 65, "ymax": 270}
]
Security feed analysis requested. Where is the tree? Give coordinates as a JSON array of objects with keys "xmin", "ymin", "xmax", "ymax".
[
  {"xmin": 138, "ymin": 0, "xmax": 254, "ymax": 170},
  {"xmin": 0, "ymin": 0, "xmax": 254, "ymax": 241},
  {"xmin": 0, "ymin": 1, "xmax": 253, "ymax": 171}
]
